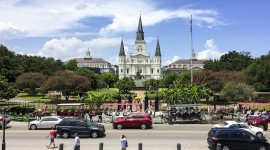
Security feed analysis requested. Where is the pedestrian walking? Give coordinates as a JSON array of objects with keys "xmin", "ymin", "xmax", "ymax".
[
  {"xmin": 120, "ymin": 135, "xmax": 128, "ymax": 150},
  {"xmin": 46, "ymin": 127, "xmax": 56, "ymax": 149},
  {"xmin": 74, "ymin": 133, "xmax": 80, "ymax": 150}
]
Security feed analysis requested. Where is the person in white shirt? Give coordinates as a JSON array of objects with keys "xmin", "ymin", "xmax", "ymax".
[{"xmin": 74, "ymin": 133, "xmax": 80, "ymax": 150}]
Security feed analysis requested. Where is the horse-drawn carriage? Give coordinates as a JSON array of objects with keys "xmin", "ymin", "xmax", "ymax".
[{"xmin": 164, "ymin": 104, "xmax": 207, "ymax": 124}]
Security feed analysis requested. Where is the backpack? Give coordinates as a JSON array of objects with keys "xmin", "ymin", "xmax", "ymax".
[{"xmin": 126, "ymin": 141, "xmax": 128, "ymax": 147}]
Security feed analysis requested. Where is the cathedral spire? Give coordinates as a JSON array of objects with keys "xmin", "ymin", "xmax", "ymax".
[
  {"xmin": 136, "ymin": 15, "xmax": 144, "ymax": 40},
  {"xmin": 119, "ymin": 38, "xmax": 125, "ymax": 56},
  {"xmin": 155, "ymin": 38, "xmax": 161, "ymax": 56}
]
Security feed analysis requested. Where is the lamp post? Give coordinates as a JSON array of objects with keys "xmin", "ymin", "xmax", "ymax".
[
  {"xmin": 144, "ymin": 86, "xmax": 149, "ymax": 112},
  {"xmin": 117, "ymin": 86, "xmax": 121, "ymax": 111},
  {"xmin": 2, "ymin": 110, "xmax": 6, "ymax": 150},
  {"xmin": 155, "ymin": 86, "xmax": 159, "ymax": 112},
  {"xmin": 128, "ymin": 86, "xmax": 133, "ymax": 111}
]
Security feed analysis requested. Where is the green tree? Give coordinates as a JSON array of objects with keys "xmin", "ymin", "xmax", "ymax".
[
  {"xmin": 220, "ymin": 82, "xmax": 256, "ymax": 102},
  {"xmin": 245, "ymin": 52, "xmax": 270, "ymax": 92},
  {"xmin": 16, "ymin": 54, "xmax": 64, "ymax": 76},
  {"xmin": 143, "ymin": 79, "xmax": 160, "ymax": 93},
  {"xmin": 0, "ymin": 45, "xmax": 23, "ymax": 82},
  {"xmin": 65, "ymin": 59, "xmax": 78, "ymax": 71},
  {"xmin": 115, "ymin": 77, "xmax": 135, "ymax": 94},
  {"xmin": 86, "ymin": 92, "xmax": 114, "ymax": 109},
  {"xmin": 42, "ymin": 71, "xmax": 91, "ymax": 100},
  {"xmin": 0, "ymin": 75, "xmax": 18, "ymax": 100},
  {"xmin": 101, "ymin": 72, "xmax": 118, "ymax": 88},
  {"xmin": 16, "ymin": 72, "xmax": 47, "ymax": 95},
  {"xmin": 161, "ymin": 72, "xmax": 178, "ymax": 87},
  {"xmin": 204, "ymin": 51, "xmax": 254, "ymax": 71},
  {"xmin": 75, "ymin": 68, "xmax": 99, "ymax": 90},
  {"xmin": 161, "ymin": 83, "xmax": 212, "ymax": 104}
]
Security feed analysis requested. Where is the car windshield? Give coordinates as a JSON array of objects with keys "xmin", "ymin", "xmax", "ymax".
[
  {"xmin": 260, "ymin": 114, "xmax": 268, "ymax": 119},
  {"xmin": 219, "ymin": 122, "xmax": 229, "ymax": 126},
  {"xmin": 85, "ymin": 120, "xmax": 93, "ymax": 126}
]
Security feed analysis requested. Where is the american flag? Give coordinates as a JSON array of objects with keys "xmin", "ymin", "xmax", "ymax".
[{"xmin": 190, "ymin": 15, "xmax": 192, "ymax": 32}]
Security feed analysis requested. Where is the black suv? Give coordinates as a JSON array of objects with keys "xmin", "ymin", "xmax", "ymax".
[
  {"xmin": 207, "ymin": 128, "xmax": 269, "ymax": 150},
  {"xmin": 56, "ymin": 118, "xmax": 105, "ymax": 138}
]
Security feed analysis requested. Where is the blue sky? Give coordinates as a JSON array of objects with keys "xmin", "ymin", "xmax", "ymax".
[{"xmin": 0, "ymin": 0, "xmax": 269, "ymax": 66}]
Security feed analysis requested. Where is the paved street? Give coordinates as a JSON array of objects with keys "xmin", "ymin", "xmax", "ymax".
[{"xmin": 1, "ymin": 121, "xmax": 270, "ymax": 150}]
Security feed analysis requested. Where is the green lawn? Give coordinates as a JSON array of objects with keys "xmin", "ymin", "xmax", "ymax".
[{"xmin": 16, "ymin": 93, "xmax": 51, "ymax": 102}]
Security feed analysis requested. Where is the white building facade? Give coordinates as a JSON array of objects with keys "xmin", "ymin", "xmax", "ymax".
[{"xmin": 118, "ymin": 16, "xmax": 162, "ymax": 80}]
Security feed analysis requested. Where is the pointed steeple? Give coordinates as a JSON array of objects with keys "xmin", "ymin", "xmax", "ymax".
[
  {"xmin": 136, "ymin": 15, "xmax": 144, "ymax": 40},
  {"xmin": 155, "ymin": 38, "xmax": 161, "ymax": 56},
  {"xmin": 119, "ymin": 38, "xmax": 125, "ymax": 56}
]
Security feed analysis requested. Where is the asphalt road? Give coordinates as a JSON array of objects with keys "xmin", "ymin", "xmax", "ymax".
[{"xmin": 1, "ymin": 121, "xmax": 270, "ymax": 150}]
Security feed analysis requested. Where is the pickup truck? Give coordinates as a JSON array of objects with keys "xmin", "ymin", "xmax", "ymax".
[{"xmin": 248, "ymin": 113, "xmax": 270, "ymax": 130}]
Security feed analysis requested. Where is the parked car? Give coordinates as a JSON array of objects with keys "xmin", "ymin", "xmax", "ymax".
[
  {"xmin": 28, "ymin": 116, "xmax": 64, "ymax": 130},
  {"xmin": 213, "ymin": 121, "xmax": 265, "ymax": 138},
  {"xmin": 0, "ymin": 114, "xmax": 11, "ymax": 129},
  {"xmin": 207, "ymin": 128, "xmax": 269, "ymax": 150},
  {"xmin": 248, "ymin": 113, "xmax": 270, "ymax": 130},
  {"xmin": 56, "ymin": 118, "xmax": 105, "ymax": 138},
  {"xmin": 112, "ymin": 113, "xmax": 152, "ymax": 129}
]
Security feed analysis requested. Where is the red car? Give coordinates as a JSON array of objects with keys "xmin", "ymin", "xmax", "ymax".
[
  {"xmin": 248, "ymin": 113, "xmax": 270, "ymax": 130},
  {"xmin": 112, "ymin": 113, "xmax": 152, "ymax": 130}
]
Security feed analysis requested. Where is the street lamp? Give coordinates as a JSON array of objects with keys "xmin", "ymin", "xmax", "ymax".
[
  {"xmin": 144, "ymin": 85, "xmax": 149, "ymax": 112},
  {"xmin": 2, "ymin": 109, "xmax": 6, "ymax": 150},
  {"xmin": 117, "ymin": 86, "xmax": 121, "ymax": 111}
]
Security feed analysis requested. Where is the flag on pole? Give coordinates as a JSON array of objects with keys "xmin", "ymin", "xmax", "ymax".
[{"xmin": 190, "ymin": 15, "xmax": 192, "ymax": 32}]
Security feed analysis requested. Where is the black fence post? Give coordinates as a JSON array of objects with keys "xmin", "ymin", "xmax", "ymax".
[
  {"xmin": 99, "ymin": 142, "xmax": 103, "ymax": 150},
  {"xmin": 59, "ymin": 143, "xmax": 63, "ymax": 150},
  {"xmin": 177, "ymin": 143, "xmax": 181, "ymax": 150},
  {"xmin": 138, "ymin": 143, "xmax": 142, "ymax": 150},
  {"xmin": 216, "ymin": 143, "xmax": 221, "ymax": 150}
]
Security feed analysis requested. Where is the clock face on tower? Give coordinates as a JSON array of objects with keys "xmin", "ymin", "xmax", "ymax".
[{"xmin": 137, "ymin": 45, "xmax": 142, "ymax": 50}]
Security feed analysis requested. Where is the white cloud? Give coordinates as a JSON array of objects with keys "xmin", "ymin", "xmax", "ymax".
[
  {"xmin": 164, "ymin": 55, "xmax": 180, "ymax": 65},
  {"xmin": 38, "ymin": 37, "xmax": 121, "ymax": 62},
  {"xmin": 0, "ymin": 0, "xmax": 223, "ymax": 38},
  {"xmin": 197, "ymin": 39, "xmax": 226, "ymax": 60},
  {"xmin": 0, "ymin": 22, "xmax": 28, "ymax": 40}
]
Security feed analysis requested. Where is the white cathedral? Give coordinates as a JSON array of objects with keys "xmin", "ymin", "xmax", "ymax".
[{"xmin": 118, "ymin": 16, "xmax": 162, "ymax": 80}]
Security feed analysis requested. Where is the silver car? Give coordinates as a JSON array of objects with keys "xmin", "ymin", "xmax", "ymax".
[{"xmin": 28, "ymin": 116, "xmax": 64, "ymax": 130}]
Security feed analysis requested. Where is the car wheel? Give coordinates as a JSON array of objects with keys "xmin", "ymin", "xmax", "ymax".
[
  {"xmin": 54, "ymin": 124, "xmax": 58, "ymax": 129},
  {"xmin": 256, "ymin": 132, "xmax": 263, "ymax": 138},
  {"xmin": 140, "ymin": 123, "xmax": 147, "ymax": 130},
  {"xmin": 91, "ymin": 131, "xmax": 98, "ymax": 138},
  {"xmin": 61, "ymin": 131, "xmax": 70, "ymax": 139},
  {"xmin": 221, "ymin": 145, "xmax": 230, "ymax": 150},
  {"xmin": 257, "ymin": 124, "xmax": 265, "ymax": 130},
  {"xmin": 258, "ymin": 145, "xmax": 266, "ymax": 150},
  {"xmin": 30, "ymin": 124, "xmax": 37, "ymax": 130},
  {"xmin": 116, "ymin": 123, "xmax": 123, "ymax": 130}
]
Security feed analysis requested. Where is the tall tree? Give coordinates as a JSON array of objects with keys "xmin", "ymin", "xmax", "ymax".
[
  {"xmin": 220, "ymin": 82, "xmax": 256, "ymax": 102},
  {"xmin": 0, "ymin": 45, "xmax": 23, "ymax": 82},
  {"xmin": 161, "ymin": 72, "xmax": 178, "ymax": 87},
  {"xmin": 0, "ymin": 75, "xmax": 18, "ymax": 100},
  {"xmin": 245, "ymin": 52, "xmax": 270, "ymax": 92},
  {"xmin": 115, "ymin": 77, "xmax": 135, "ymax": 94},
  {"xmin": 75, "ymin": 68, "xmax": 99, "ymax": 90},
  {"xmin": 204, "ymin": 51, "xmax": 254, "ymax": 71},
  {"xmin": 42, "ymin": 71, "xmax": 91, "ymax": 100},
  {"xmin": 16, "ymin": 54, "xmax": 64, "ymax": 76},
  {"xmin": 101, "ymin": 72, "xmax": 118, "ymax": 88},
  {"xmin": 65, "ymin": 59, "xmax": 78, "ymax": 71},
  {"xmin": 16, "ymin": 72, "xmax": 47, "ymax": 95},
  {"xmin": 143, "ymin": 79, "xmax": 160, "ymax": 93}
]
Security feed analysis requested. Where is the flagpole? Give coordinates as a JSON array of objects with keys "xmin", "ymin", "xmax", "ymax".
[{"xmin": 190, "ymin": 15, "xmax": 193, "ymax": 83}]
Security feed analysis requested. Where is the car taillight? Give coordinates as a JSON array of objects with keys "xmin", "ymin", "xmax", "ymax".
[{"xmin": 211, "ymin": 137, "xmax": 219, "ymax": 142}]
